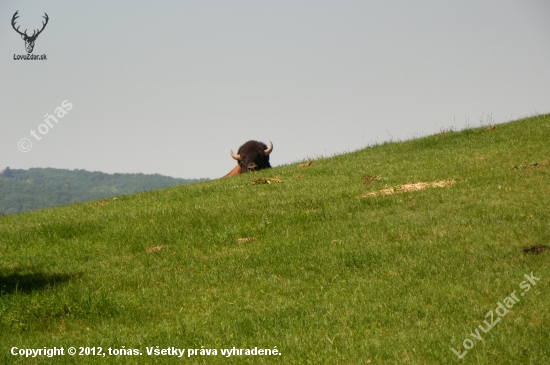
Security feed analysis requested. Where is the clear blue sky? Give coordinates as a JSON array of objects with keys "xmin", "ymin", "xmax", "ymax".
[{"xmin": 1, "ymin": 1, "xmax": 549, "ymax": 178}]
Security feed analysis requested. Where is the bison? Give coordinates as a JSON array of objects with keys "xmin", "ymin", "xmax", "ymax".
[
  {"xmin": 223, "ymin": 164, "xmax": 241, "ymax": 177},
  {"xmin": 223, "ymin": 140, "xmax": 273, "ymax": 177}
]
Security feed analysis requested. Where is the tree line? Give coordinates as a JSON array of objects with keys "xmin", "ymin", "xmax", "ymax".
[{"xmin": 0, "ymin": 167, "xmax": 207, "ymax": 215}]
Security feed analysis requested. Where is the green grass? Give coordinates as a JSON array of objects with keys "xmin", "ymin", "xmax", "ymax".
[{"xmin": 1, "ymin": 115, "xmax": 549, "ymax": 364}]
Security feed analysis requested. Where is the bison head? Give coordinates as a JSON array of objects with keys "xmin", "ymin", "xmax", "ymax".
[{"xmin": 230, "ymin": 140, "xmax": 273, "ymax": 174}]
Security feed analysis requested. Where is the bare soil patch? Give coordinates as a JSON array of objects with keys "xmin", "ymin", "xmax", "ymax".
[
  {"xmin": 361, "ymin": 175, "xmax": 379, "ymax": 185},
  {"xmin": 297, "ymin": 160, "xmax": 313, "ymax": 168},
  {"xmin": 522, "ymin": 245, "xmax": 549, "ymax": 254}
]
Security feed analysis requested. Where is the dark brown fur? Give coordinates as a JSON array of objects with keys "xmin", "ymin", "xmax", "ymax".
[{"xmin": 232, "ymin": 140, "xmax": 272, "ymax": 174}]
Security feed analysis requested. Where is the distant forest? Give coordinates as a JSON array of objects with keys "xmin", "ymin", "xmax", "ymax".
[{"xmin": 0, "ymin": 167, "xmax": 207, "ymax": 215}]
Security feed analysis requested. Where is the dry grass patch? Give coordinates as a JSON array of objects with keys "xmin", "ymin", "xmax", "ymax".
[
  {"xmin": 512, "ymin": 159, "xmax": 550, "ymax": 169},
  {"xmin": 251, "ymin": 177, "xmax": 284, "ymax": 185},
  {"xmin": 236, "ymin": 237, "xmax": 256, "ymax": 243},
  {"xmin": 361, "ymin": 180, "xmax": 456, "ymax": 198},
  {"xmin": 146, "ymin": 245, "xmax": 166, "ymax": 254}
]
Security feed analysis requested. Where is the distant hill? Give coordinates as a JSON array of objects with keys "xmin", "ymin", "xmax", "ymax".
[{"xmin": 0, "ymin": 167, "xmax": 207, "ymax": 215}]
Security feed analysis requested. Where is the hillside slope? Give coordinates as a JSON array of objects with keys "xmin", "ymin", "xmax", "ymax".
[{"xmin": 1, "ymin": 115, "xmax": 549, "ymax": 364}]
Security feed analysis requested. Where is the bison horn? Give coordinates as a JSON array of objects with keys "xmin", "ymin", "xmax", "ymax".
[
  {"xmin": 230, "ymin": 150, "xmax": 241, "ymax": 161},
  {"xmin": 264, "ymin": 141, "xmax": 273, "ymax": 156}
]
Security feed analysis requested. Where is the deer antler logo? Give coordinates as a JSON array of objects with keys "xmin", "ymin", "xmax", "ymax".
[{"xmin": 12, "ymin": 11, "xmax": 49, "ymax": 54}]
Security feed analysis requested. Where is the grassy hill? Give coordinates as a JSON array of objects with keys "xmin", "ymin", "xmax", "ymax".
[
  {"xmin": 0, "ymin": 168, "xmax": 206, "ymax": 215},
  {"xmin": 1, "ymin": 115, "xmax": 549, "ymax": 364}
]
